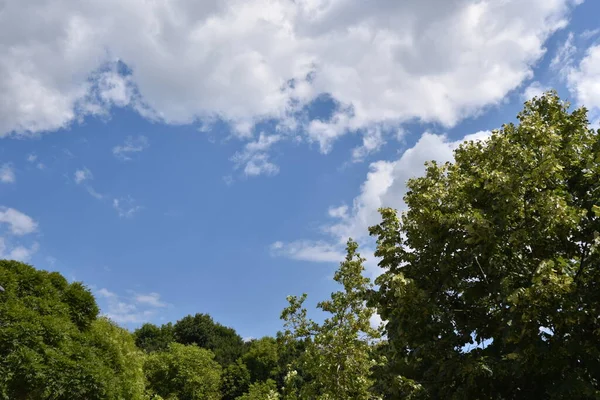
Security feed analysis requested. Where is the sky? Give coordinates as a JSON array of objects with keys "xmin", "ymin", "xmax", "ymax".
[{"xmin": 1, "ymin": 0, "xmax": 599, "ymax": 339}]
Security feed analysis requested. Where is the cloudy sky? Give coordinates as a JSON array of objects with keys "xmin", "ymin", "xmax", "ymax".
[{"xmin": 1, "ymin": 0, "xmax": 599, "ymax": 338}]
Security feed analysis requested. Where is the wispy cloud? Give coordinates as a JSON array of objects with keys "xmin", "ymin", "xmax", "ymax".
[
  {"xmin": 95, "ymin": 287, "xmax": 168, "ymax": 324},
  {"xmin": 112, "ymin": 135, "xmax": 149, "ymax": 161},
  {"xmin": 231, "ymin": 133, "xmax": 281, "ymax": 177},
  {"xmin": 74, "ymin": 167, "xmax": 93, "ymax": 184},
  {"xmin": 270, "ymin": 240, "xmax": 345, "ymax": 263},
  {"xmin": 27, "ymin": 154, "xmax": 45, "ymax": 170},
  {"xmin": 134, "ymin": 292, "xmax": 166, "ymax": 308},
  {"xmin": 74, "ymin": 167, "xmax": 105, "ymax": 200},
  {"xmin": 551, "ymin": 32, "xmax": 576, "ymax": 75},
  {"xmin": 113, "ymin": 196, "xmax": 142, "ymax": 218},
  {"xmin": 0, "ymin": 164, "xmax": 15, "ymax": 183}
]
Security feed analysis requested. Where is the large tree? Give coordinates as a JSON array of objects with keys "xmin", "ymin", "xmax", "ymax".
[
  {"xmin": 369, "ymin": 92, "xmax": 600, "ymax": 398},
  {"xmin": 143, "ymin": 343, "xmax": 222, "ymax": 400},
  {"xmin": 173, "ymin": 313, "xmax": 244, "ymax": 366},
  {"xmin": 242, "ymin": 337, "xmax": 280, "ymax": 383},
  {"xmin": 134, "ymin": 322, "xmax": 175, "ymax": 353},
  {"xmin": 0, "ymin": 260, "xmax": 145, "ymax": 399}
]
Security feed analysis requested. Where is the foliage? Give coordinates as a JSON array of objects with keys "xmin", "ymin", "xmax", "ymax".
[
  {"xmin": 173, "ymin": 313, "xmax": 244, "ymax": 366},
  {"xmin": 135, "ymin": 322, "xmax": 175, "ymax": 353},
  {"xmin": 143, "ymin": 343, "xmax": 222, "ymax": 400},
  {"xmin": 369, "ymin": 92, "xmax": 600, "ymax": 398},
  {"xmin": 236, "ymin": 379, "xmax": 280, "ymax": 400},
  {"xmin": 0, "ymin": 260, "xmax": 144, "ymax": 399},
  {"xmin": 222, "ymin": 359, "xmax": 251, "ymax": 400},
  {"xmin": 242, "ymin": 336, "xmax": 280, "ymax": 383},
  {"xmin": 281, "ymin": 239, "xmax": 381, "ymax": 399}
]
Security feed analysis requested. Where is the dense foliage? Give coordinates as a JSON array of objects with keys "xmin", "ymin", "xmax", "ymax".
[
  {"xmin": 1, "ymin": 92, "xmax": 598, "ymax": 399},
  {"xmin": 0, "ymin": 260, "xmax": 144, "ymax": 400}
]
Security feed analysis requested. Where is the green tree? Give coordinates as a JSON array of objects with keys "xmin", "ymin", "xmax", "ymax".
[
  {"xmin": 221, "ymin": 359, "xmax": 251, "ymax": 400},
  {"xmin": 281, "ymin": 239, "xmax": 381, "ymax": 399},
  {"xmin": 242, "ymin": 337, "xmax": 280, "ymax": 383},
  {"xmin": 143, "ymin": 343, "xmax": 222, "ymax": 400},
  {"xmin": 0, "ymin": 260, "xmax": 145, "ymax": 399},
  {"xmin": 369, "ymin": 92, "xmax": 600, "ymax": 398},
  {"xmin": 135, "ymin": 322, "xmax": 175, "ymax": 353},
  {"xmin": 236, "ymin": 379, "xmax": 279, "ymax": 400},
  {"xmin": 173, "ymin": 313, "xmax": 244, "ymax": 366}
]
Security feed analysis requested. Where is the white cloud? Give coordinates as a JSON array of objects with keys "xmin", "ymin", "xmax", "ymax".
[
  {"xmin": 0, "ymin": 164, "xmax": 15, "ymax": 183},
  {"xmin": 95, "ymin": 287, "xmax": 167, "ymax": 324},
  {"xmin": 0, "ymin": 207, "xmax": 38, "ymax": 235},
  {"xmin": 134, "ymin": 292, "xmax": 166, "ymax": 308},
  {"xmin": 522, "ymin": 81, "xmax": 550, "ymax": 101},
  {"xmin": 325, "ymin": 130, "xmax": 492, "ymax": 242},
  {"xmin": 74, "ymin": 167, "xmax": 93, "ymax": 184},
  {"xmin": 270, "ymin": 240, "xmax": 346, "ymax": 263},
  {"xmin": 0, "ymin": 238, "xmax": 39, "ymax": 262},
  {"xmin": 27, "ymin": 154, "xmax": 46, "ymax": 170},
  {"xmin": 0, "ymin": 207, "xmax": 39, "ymax": 262},
  {"xmin": 231, "ymin": 133, "xmax": 282, "ymax": 177},
  {"xmin": 113, "ymin": 196, "xmax": 142, "ymax": 218},
  {"xmin": 272, "ymin": 130, "xmax": 492, "ymax": 276},
  {"xmin": 0, "ymin": 0, "xmax": 579, "ymax": 165},
  {"xmin": 86, "ymin": 186, "xmax": 104, "ymax": 200},
  {"xmin": 328, "ymin": 205, "xmax": 349, "ymax": 219},
  {"xmin": 551, "ymin": 32, "xmax": 576, "ymax": 74},
  {"xmin": 112, "ymin": 135, "xmax": 149, "ymax": 160},
  {"xmin": 567, "ymin": 44, "xmax": 600, "ymax": 117},
  {"xmin": 580, "ymin": 28, "xmax": 600, "ymax": 40}
]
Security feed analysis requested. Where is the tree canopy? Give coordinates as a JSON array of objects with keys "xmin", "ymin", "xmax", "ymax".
[
  {"xmin": 173, "ymin": 313, "xmax": 245, "ymax": 366},
  {"xmin": 0, "ymin": 260, "xmax": 144, "ymax": 400},
  {"xmin": 143, "ymin": 342, "xmax": 222, "ymax": 400},
  {"xmin": 370, "ymin": 92, "xmax": 600, "ymax": 398}
]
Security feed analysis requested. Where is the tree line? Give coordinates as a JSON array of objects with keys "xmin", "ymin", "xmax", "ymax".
[{"xmin": 1, "ymin": 92, "xmax": 599, "ymax": 399}]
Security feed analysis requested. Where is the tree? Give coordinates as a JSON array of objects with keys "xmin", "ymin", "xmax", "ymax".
[
  {"xmin": 369, "ymin": 92, "xmax": 600, "ymax": 398},
  {"xmin": 221, "ymin": 359, "xmax": 251, "ymax": 400},
  {"xmin": 242, "ymin": 337, "xmax": 280, "ymax": 383},
  {"xmin": 236, "ymin": 379, "xmax": 279, "ymax": 400},
  {"xmin": 0, "ymin": 260, "xmax": 145, "ymax": 399},
  {"xmin": 134, "ymin": 322, "xmax": 175, "ymax": 353},
  {"xmin": 143, "ymin": 343, "xmax": 222, "ymax": 400},
  {"xmin": 173, "ymin": 313, "xmax": 244, "ymax": 366},
  {"xmin": 281, "ymin": 239, "xmax": 381, "ymax": 399}
]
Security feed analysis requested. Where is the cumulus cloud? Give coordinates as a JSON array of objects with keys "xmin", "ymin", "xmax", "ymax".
[
  {"xmin": 95, "ymin": 287, "xmax": 167, "ymax": 324},
  {"xmin": 0, "ymin": 164, "xmax": 15, "ymax": 183},
  {"xmin": 0, "ymin": 207, "xmax": 38, "ymax": 235},
  {"xmin": 112, "ymin": 135, "xmax": 149, "ymax": 160},
  {"xmin": 0, "ymin": 207, "xmax": 39, "ymax": 262},
  {"xmin": 522, "ymin": 81, "xmax": 551, "ymax": 101},
  {"xmin": 567, "ymin": 44, "xmax": 600, "ymax": 118},
  {"xmin": 0, "ymin": 238, "xmax": 39, "ymax": 262},
  {"xmin": 325, "ymin": 130, "xmax": 492, "ymax": 242},
  {"xmin": 0, "ymin": 0, "xmax": 580, "ymax": 166},
  {"xmin": 272, "ymin": 130, "xmax": 492, "ymax": 272}
]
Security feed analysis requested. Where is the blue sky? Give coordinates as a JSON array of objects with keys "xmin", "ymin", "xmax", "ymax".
[{"xmin": 1, "ymin": 0, "xmax": 599, "ymax": 339}]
